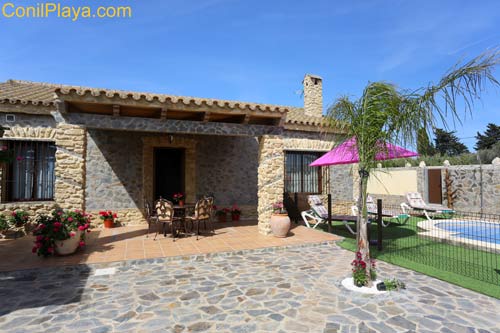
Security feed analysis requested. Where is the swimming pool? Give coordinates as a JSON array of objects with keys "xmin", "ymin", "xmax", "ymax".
[{"xmin": 436, "ymin": 221, "xmax": 500, "ymax": 245}]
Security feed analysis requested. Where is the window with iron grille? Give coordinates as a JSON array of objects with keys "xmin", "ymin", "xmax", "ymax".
[
  {"xmin": 3, "ymin": 140, "xmax": 56, "ymax": 202},
  {"xmin": 284, "ymin": 151, "xmax": 322, "ymax": 193}
]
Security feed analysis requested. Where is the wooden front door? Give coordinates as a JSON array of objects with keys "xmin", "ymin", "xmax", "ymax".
[
  {"xmin": 154, "ymin": 148, "xmax": 185, "ymax": 201},
  {"xmin": 427, "ymin": 169, "xmax": 442, "ymax": 204}
]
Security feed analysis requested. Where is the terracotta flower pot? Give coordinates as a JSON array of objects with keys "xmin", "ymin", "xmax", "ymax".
[
  {"xmin": 179, "ymin": 200, "xmax": 185, "ymax": 207},
  {"xmin": 103, "ymin": 219, "xmax": 114, "ymax": 228},
  {"xmin": 270, "ymin": 214, "xmax": 291, "ymax": 238},
  {"xmin": 231, "ymin": 214, "xmax": 240, "ymax": 221},
  {"xmin": 217, "ymin": 215, "xmax": 227, "ymax": 223},
  {"xmin": 55, "ymin": 230, "xmax": 82, "ymax": 255}
]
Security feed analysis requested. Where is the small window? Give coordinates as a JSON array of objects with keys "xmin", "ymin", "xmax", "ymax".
[
  {"xmin": 285, "ymin": 151, "xmax": 322, "ymax": 193},
  {"xmin": 3, "ymin": 140, "xmax": 56, "ymax": 202}
]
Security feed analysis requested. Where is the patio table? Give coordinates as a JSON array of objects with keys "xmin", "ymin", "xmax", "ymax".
[{"xmin": 169, "ymin": 204, "xmax": 195, "ymax": 237}]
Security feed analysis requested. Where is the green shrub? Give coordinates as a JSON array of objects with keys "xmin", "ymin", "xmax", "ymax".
[{"xmin": 0, "ymin": 215, "xmax": 8, "ymax": 231}]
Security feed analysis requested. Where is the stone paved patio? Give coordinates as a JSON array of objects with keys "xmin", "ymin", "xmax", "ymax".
[{"xmin": 1, "ymin": 242, "xmax": 500, "ymax": 333}]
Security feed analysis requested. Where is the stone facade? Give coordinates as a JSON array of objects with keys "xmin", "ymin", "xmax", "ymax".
[
  {"xmin": 83, "ymin": 131, "xmax": 263, "ymax": 225},
  {"xmin": 54, "ymin": 123, "xmax": 86, "ymax": 210},
  {"xmin": 196, "ymin": 136, "xmax": 259, "ymax": 219},
  {"xmin": 85, "ymin": 130, "xmax": 145, "ymax": 224},
  {"xmin": 257, "ymin": 135, "xmax": 285, "ymax": 235},
  {"xmin": 62, "ymin": 113, "xmax": 283, "ymax": 137},
  {"xmin": 1, "ymin": 78, "xmax": 345, "ymax": 233}
]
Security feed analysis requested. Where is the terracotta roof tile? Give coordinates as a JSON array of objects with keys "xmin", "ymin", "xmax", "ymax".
[
  {"xmin": 286, "ymin": 107, "xmax": 327, "ymax": 126},
  {"xmin": 0, "ymin": 80, "xmax": 290, "ymax": 114},
  {"xmin": 0, "ymin": 80, "xmax": 333, "ymax": 127}
]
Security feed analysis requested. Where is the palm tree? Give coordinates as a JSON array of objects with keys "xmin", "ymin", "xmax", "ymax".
[{"xmin": 326, "ymin": 50, "xmax": 500, "ymax": 286}]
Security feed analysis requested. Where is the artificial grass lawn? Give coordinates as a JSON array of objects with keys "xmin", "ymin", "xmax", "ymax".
[{"xmin": 321, "ymin": 218, "xmax": 500, "ymax": 299}]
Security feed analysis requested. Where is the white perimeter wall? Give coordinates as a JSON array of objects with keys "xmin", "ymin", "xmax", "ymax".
[{"xmin": 367, "ymin": 169, "xmax": 418, "ymax": 195}]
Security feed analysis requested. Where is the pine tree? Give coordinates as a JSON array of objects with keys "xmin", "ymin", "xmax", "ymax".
[
  {"xmin": 475, "ymin": 123, "xmax": 500, "ymax": 150},
  {"xmin": 434, "ymin": 128, "xmax": 469, "ymax": 156}
]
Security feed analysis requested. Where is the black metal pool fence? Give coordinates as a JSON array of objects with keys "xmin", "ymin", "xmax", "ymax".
[{"xmin": 369, "ymin": 201, "xmax": 500, "ymax": 286}]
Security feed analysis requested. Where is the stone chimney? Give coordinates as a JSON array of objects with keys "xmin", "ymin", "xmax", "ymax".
[{"xmin": 302, "ymin": 74, "xmax": 323, "ymax": 117}]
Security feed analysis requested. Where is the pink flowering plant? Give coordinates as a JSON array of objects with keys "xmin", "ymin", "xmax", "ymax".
[
  {"xmin": 32, "ymin": 208, "xmax": 91, "ymax": 257},
  {"xmin": 230, "ymin": 204, "xmax": 241, "ymax": 216},
  {"xmin": 9, "ymin": 210, "xmax": 30, "ymax": 227},
  {"xmin": 172, "ymin": 192, "xmax": 185, "ymax": 203},
  {"xmin": 272, "ymin": 202, "xmax": 287, "ymax": 214},
  {"xmin": 351, "ymin": 251, "xmax": 377, "ymax": 287}
]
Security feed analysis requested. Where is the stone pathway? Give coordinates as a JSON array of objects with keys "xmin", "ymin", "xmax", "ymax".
[{"xmin": 1, "ymin": 242, "xmax": 500, "ymax": 333}]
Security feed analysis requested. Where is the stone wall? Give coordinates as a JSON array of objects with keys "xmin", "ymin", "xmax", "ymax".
[
  {"xmin": 330, "ymin": 164, "xmax": 355, "ymax": 202},
  {"xmin": 85, "ymin": 130, "xmax": 145, "ymax": 224},
  {"xmin": 443, "ymin": 165, "xmax": 500, "ymax": 214},
  {"xmin": 196, "ymin": 136, "xmax": 258, "ymax": 219}
]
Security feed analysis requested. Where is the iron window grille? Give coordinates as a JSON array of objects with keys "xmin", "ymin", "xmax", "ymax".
[
  {"xmin": 3, "ymin": 140, "xmax": 56, "ymax": 202},
  {"xmin": 284, "ymin": 151, "xmax": 323, "ymax": 194}
]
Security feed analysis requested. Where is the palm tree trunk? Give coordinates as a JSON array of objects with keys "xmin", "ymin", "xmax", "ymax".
[{"xmin": 356, "ymin": 168, "xmax": 372, "ymax": 287}]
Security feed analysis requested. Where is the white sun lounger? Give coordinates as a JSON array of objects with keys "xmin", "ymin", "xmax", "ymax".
[
  {"xmin": 301, "ymin": 195, "xmax": 358, "ymax": 234},
  {"xmin": 351, "ymin": 195, "xmax": 409, "ymax": 226},
  {"xmin": 402, "ymin": 192, "xmax": 454, "ymax": 221}
]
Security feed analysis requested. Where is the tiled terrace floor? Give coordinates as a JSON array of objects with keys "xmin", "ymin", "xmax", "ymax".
[{"xmin": 0, "ymin": 220, "xmax": 339, "ymax": 272}]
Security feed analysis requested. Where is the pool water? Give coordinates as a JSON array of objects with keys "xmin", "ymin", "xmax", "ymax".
[{"xmin": 436, "ymin": 221, "xmax": 500, "ymax": 245}]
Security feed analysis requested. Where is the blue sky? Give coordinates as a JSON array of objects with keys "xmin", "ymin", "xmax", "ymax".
[{"xmin": 1, "ymin": 0, "xmax": 499, "ymax": 150}]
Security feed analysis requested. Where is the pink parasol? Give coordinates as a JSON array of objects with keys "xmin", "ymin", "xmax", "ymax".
[{"xmin": 310, "ymin": 137, "xmax": 418, "ymax": 167}]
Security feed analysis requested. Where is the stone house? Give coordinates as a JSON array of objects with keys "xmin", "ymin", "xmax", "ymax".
[{"xmin": 0, "ymin": 74, "xmax": 343, "ymax": 234}]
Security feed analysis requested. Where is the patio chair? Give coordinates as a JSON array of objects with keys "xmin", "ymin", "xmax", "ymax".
[
  {"xmin": 351, "ymin": 195, "xmax": 409, "ymax": 226},
  {"xmin": 185, "ymin": 198, "xmax": 213, "ymax": 240},
  {"xmin": 402, "ymin": 192, "xmax": 454, "ymax": 221},
  {"xmin": 301, "ymin": 195, "xmax": 358, "ymax": 234},
  {"xmin": 145, "ymin": 201, "xmax": 159, "ymax": 238},
  {"xmin": 154, "ymin": 198, "xmax": 180, "ymax": 241},
  {"xmin": 204, "ymin": 196, "xmax": 215, "ymax": 227}
]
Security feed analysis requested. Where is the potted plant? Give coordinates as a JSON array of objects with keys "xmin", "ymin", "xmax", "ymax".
[
  {"xmin": 99, "ymin": 211, "xmax": 117, "ymax": 228},
  {"xmin": 173, "ymin": 193, "xmax": 185, "ymax": 207},
  {"xmin": 351, "ymin": 251, "xmax": 377, "ymax": 287},
  {"xmin": 32, "ymin": 208, "xmax": 91, "ymax": 256},
  {"xmin": 269, "ymin": 201, "xmax": 290, "ymax": 238},
  {"xmin": 9, "ymin": 210, "xmax": 29, "ymax": 227},
  {"xmin": 215, "ymin": 206, "xmax": 230, "ymax": 223},
  {"xmin": 230, "ymin": 204, "xmax": 241, "ymax": 221}
]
